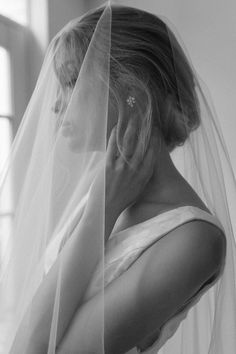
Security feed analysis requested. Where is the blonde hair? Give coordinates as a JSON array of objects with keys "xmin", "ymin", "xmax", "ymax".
[{"xmin": 53, "ymin": 5, "xmax": 200, "ymax": 158}]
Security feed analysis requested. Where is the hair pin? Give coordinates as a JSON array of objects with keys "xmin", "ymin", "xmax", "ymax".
[{"xmin": 126, "ymin": 95, "xmax": 136, "ymax": 108}]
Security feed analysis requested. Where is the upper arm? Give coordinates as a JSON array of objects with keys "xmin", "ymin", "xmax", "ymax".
[{"xmin": 57, "ymin": 220, "xmax": 226, "ymax": 354}]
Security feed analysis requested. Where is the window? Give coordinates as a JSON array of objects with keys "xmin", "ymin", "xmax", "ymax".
[
  {"xmin": 0, "ymin": 47, "xmax": 11, "ymax": 117},
  {"xmin": 0, "ymin": 46, "xmax": 13, "ymax": 266},
  {"xmin": 0, "ymin": 3, "xmax": 31, "ymax": 346},
  {"xmin": 0, "ymin": 4, "xmax": 30, "ymax": 269}
]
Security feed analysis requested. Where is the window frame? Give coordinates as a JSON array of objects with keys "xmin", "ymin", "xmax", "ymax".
[{"xmin": 0, "ymin": 12, "xmax": 30, "ymax": 260}]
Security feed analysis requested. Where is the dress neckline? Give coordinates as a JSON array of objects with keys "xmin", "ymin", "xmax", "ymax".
[{"xmin": 111, "ymin": 205, "xmax": 214, "ymax": 237}]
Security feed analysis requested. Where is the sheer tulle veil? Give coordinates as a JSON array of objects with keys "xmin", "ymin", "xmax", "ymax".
[{"xmin": 0, "ymin": 1, "xmax": 236, "ymax": 353}]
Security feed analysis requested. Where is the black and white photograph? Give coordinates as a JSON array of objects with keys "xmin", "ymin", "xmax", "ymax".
[{"xmin": 0, "ymin": 1, "xmax": 236, "ymax": 353}]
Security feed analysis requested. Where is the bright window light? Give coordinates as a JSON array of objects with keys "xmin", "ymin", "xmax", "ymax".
[
  {"xmin": 0, "ymin": 119, "xmax": 13, "ymax": 266},
  {"xmin": 0, "ymin": 46, "xmax": 13, "ymax": 269},
  {"xmin": 0, "ymin": 0, "xmax": 28, "ymax": 25},
  {"xmin": 0, "ymin": 47, "xmax": 11, "ymax": 116}
]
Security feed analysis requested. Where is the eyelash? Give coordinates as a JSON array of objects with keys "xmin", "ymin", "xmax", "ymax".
[
  {"xmin": 51, "ymin": 100, "xmax": 62, "ymax": 114},
  {"xmin": 52, "ymin": 85, "xmax": 74, "ymax": 114}
]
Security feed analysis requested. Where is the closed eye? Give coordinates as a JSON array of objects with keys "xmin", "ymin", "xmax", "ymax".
[
  {"xmin": 66, "ymin": 77, "xmax": 77, "ymax": 88},
  {"xmin": 51, "ymin": 100, "xmax": 62, "ymax": 114},
  {"xmin": 52, "ymin": 85, "xmax": 73, "ymax": 115}
]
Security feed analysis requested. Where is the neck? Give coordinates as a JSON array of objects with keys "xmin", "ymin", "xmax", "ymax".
[{"xmin": 137, "ymin": 139, "xmax": 185, "ymax": 206}]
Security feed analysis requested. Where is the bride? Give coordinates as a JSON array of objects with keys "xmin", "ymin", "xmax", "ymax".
[{"xmin": 1, "ymin": 3, "xmax": 235, "ymax": 354}]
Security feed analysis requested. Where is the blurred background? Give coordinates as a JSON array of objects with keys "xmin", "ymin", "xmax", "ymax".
[{"xmin": 0, "ymin": 0, "xmax": 235, "ymax": 252}]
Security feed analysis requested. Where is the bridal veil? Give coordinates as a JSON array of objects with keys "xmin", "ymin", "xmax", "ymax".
[{"xmin": 0, "ymin": 1, "xmax": 236, "ymax": 353}]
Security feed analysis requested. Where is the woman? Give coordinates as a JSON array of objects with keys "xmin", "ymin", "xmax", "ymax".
[{"xmin": 1, "ymin": 3, "xmax": 236, "ymax": 354}]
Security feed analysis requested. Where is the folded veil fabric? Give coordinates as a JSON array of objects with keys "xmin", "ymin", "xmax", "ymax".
[{"xmin": 0, "ymin": 1, "xmax": 235, "ymax": 353}]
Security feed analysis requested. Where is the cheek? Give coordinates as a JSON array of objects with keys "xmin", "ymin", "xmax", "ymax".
[{"xmin": 63, "ymin": 100, "xmax": 119, "ymax": 153}]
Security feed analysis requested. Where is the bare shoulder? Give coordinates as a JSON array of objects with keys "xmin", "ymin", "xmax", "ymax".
[
  {"xmin": 177, "ymin": 219, "xmax": 226, "ymax": 268},
  {"xmin": 181, "ymin": 217, "xmax": 226, "ymax": 243},
  {"xmin": 128, "ymin": 217, "xmax": 227, "ymax": 312}
]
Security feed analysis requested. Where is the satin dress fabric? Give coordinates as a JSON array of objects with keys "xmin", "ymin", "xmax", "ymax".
[{"xmin": 83, "ymin": 205, "xmax": 225, "ymax": 353}]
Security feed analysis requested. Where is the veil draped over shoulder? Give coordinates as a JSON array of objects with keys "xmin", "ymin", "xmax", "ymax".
[{"xmin": 0, "ymin": 1, "xmax": 236, "ymax": 353}]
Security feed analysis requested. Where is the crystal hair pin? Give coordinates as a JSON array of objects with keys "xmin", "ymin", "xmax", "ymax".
[{"xmin": 126, "ymin": 95, "xmax": 136, "ymax": 108}]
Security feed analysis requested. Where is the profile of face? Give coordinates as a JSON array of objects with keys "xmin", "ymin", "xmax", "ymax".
[
  {"xmin": 54, "ymin": 67, "xmax": 119, "ymax": 154},
  {"xmin": 52, "ymin": 40, "xmax": 121, "ymax": 152}
]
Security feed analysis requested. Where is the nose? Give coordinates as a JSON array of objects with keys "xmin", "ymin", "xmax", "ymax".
[
  {"xmin": 53, "ymin": 98, "xmax": 69, "ymax": 123},
  {"xmin": 53, "ymin": 88, "xmax": 74, "ymax": 131}
]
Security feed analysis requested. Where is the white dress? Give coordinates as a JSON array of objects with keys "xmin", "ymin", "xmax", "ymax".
[{"xmin": 82, "ymin": 205, "xmax": 225, "ymax": 354}]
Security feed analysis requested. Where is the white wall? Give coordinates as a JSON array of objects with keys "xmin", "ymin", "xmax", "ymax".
[
  {"xmin": 47, "ymin": 0, "xmax": 86, "ymax": 40},
  {"xmin": 27, "ymin": 0, "xmax": 87, "ymax": 94},
  {"xmin": 115, "ymin": 0, "xmax": 236, "ymax": 174}
]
